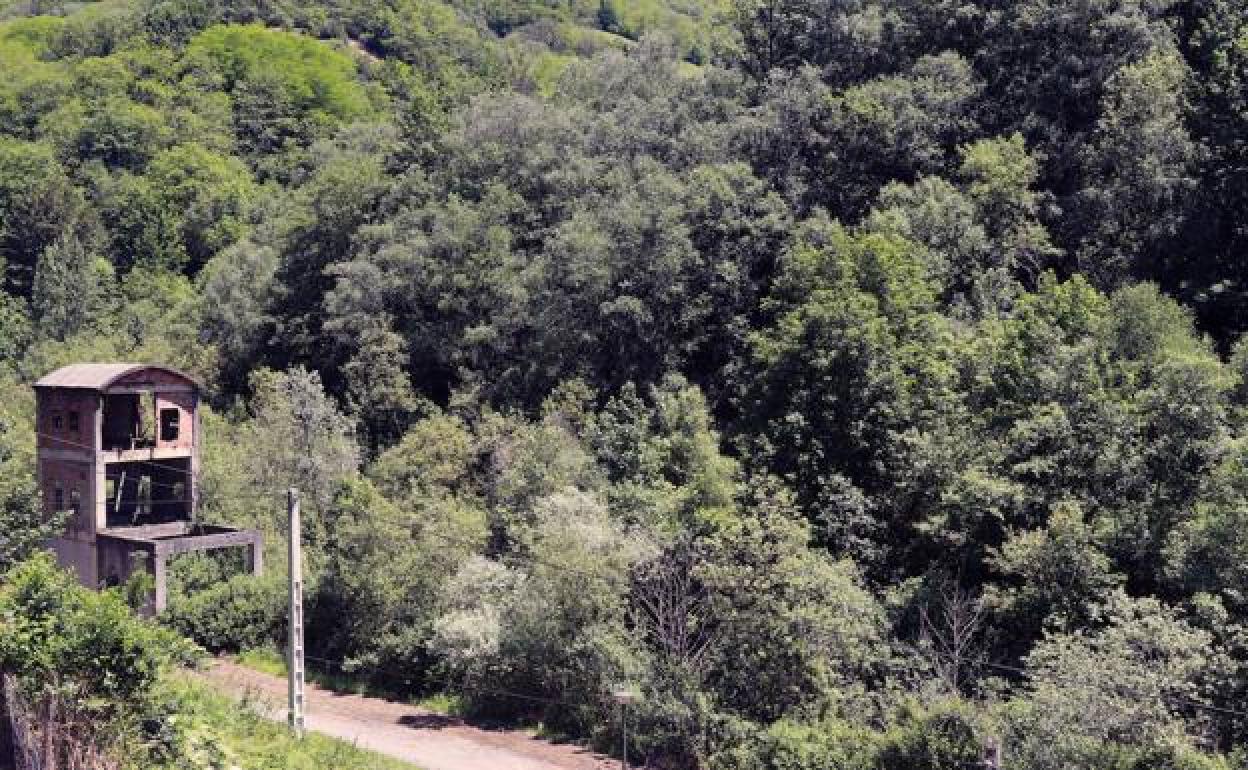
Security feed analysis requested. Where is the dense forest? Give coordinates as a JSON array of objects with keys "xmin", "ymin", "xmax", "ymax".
[{"xmin": 1, "ymin": 0, "xmax": 1248, "ymax": 767}]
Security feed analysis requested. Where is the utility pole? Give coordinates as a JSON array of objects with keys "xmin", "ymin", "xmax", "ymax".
[{"xmin": 287, "ymin": 488, "xmax": 306, "ymax": 738}]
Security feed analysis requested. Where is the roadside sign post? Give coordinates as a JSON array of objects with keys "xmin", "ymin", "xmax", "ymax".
[{"xmin": 609, "ymin": 685, "xmax": 640, "ymax": 770}]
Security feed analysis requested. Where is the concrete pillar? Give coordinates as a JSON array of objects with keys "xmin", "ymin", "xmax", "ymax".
[
  {"xmin": 246, "ymin": 535, "xmax": 264, "ymax": 577},
  {"xmin": 152, "ymin": 553, "xmax": 167, "ymax": 614}
]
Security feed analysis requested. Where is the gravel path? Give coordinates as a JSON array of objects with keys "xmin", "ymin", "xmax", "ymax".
[{"xmin": 200, "ymin": 660, "xmax": 618, "ymax": 770}]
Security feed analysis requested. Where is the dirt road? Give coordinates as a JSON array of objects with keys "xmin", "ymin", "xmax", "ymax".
[{"xmin": 200, "ymin": 660, "xmax": 618, "ymax": 770}]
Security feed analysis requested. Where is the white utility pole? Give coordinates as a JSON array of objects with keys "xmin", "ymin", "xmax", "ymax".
[{"xmin": 287, "ymin": 487, "xmax": 306, "ymax": 737}]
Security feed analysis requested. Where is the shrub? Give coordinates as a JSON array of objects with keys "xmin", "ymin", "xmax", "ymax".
[
  {"xmin": 164, "ymin": 572, "xmax": 284, "ymax": 653},
  {"xmin": 875, "ymin": 699, "xmax": 983, "ymax": 770},
  {"xmin": 0, "ymin": 553, "xmax": 193, "ymax": 767}
]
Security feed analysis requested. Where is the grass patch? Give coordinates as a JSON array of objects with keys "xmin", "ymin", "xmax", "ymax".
[
  {"xmin": 233, "ymin": 646, "xmax": 415, "ymax": 700},
  {"xmin": 236, "ymin": 646, "xmax": 287, "ymax": 677},
  {"xmin": 228, "ymin": 649, "xmax": 557, "ymax": 744},
  {"xmin": 233, "ymin": 648, "xmax": 472, "ymax": 723},
  {"xmin": 415, "ymin": 691, "xmax": 466, "ymax": 716},
  {"xmin": 166, "ymin": 672, "xmax": 420, "ymax": 770}
]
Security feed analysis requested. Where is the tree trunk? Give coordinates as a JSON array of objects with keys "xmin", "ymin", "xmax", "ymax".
[
  {"xmin": 40, "ymin": 697, "xmax": 54, "ymax": 770},
  {"xmin": 0, "ymin": 675, "xmax": 14, "ymax": 770}
]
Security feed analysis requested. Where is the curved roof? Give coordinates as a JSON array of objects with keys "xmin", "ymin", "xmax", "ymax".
[{"xmin": 34, "ymin": 363, "xmax": 200, "ymax": 391}]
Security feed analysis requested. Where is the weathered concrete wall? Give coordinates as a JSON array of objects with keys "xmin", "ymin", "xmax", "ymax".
[
  {"xmin": 154, "ymin": 391, "xmax": 195, "ymax": 451},
  {"xmin": 34, "ymin": 389, "xmax": 97, "ymax": 453},
  {"xmin": 50, "ymin": 537, "xmax": 95, "ymax": 588},
  {"xmin": 35, "ymin": 367, "xmax": 204, "ymax": 607},
  {"xmin": 38, "ymin": 456, "xmax": 94, "ymax": 539},
  {"xmin": 96, "ymin": 537, "xmax": 149, "ymax": 588}
]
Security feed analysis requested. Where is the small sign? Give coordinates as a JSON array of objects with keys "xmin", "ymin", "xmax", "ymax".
[{"xmin": 609, "ymin": 685, "xmax": 640, "ymax": 704}]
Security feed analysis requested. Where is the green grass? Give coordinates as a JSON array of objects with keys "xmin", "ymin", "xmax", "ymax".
[
  {"xmin": 235, "ymin": 646, "xmax": 379, "ymax": 695},
  {"xmin": 234, "ymin": 647, "xmax": 427, "ymax": 702},
  {"xmin": 415, "ymin": 691, "xmax": 466, "ymax": 716},
  {"xmin": 166, "ymin": 672, "xmax": 420, "ymax": 770},
  {"xmin": 236, "ymin": 646, "xmax": 288, "ymax": 677},
  {"xmin": 235, "ymin": 647, "xmax": 468, "ymax": 719}
]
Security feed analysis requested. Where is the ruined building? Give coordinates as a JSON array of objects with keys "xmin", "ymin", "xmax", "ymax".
[{"xmin": 34, "ymin": 363, "xmax": 262, "ymax": 612}]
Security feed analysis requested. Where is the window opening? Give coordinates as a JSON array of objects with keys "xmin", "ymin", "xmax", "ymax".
[
  {"xmin": 136, "ymin": 475, "xmax": 152, "ymax": 521},
  {"xmin": 160, "ymin": 408, "xmax": 180, "ymax": 442},
  {"xmin": 68, "ymin": 410, "xmax": 79, "ymax": 432},
  {"xmin": 135, "ymin": 393, "xmax": 156, "ymax": 448}
]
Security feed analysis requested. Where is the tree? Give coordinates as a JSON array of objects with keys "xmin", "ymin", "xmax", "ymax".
[
  {"xmin": 987, "ymin": 502, "xmax": 1124, "ymax": 653},
  {"xmin": 273, "ymin": 136, "xmax": 392, "ymax": 375},
  {"xmin": 698, "ymin": 484, "xmax": 887, "ymax": 722},
  {"xmin": 1005, "ymin": 593, "xmax": 1216, "ymax": 769},
  {"xmin": 31, "ymin": 233, "xmax": 114, "ymax": 342},
  {"xmin": 745, "ymin": 53, "xmax": 981, "ymax": 219},
  {"xmin": 958, "ymin": 134, "xmax": 1060, "ymax": 283},
  {"xmin": 917, "ymin": 579, "xmax": 988, "ymax": 695},
  {"xmin": 0, "ymin": 291, "xmax": 31, "ymax": 366},
  {"xmin": 145, "ymin": 143, "xmax": 256, "ymax": 271},
  {"xmin": 744, "ymin": 223, "xmax": 957, "ymax": 569},
  {"xmin": 184, "ymin": 23, "xmax": 379, "ymax": 162},
  {"xmin": 309, "ymin": 475, "xmax": 485, "ymax": 687},
  {"xmin": 341, "ymin": 322, "xmax": 429, "ymax": 452},
  {"xmin": 245, "ymin": 366, "xmax": 360, "ymax": 519},
  {"xmin": 587, "ymin": 376, "xmax": 738, "ymax": 537},
  {"xmin": 432, "ymin": 487, "xmax": 646, "ymax": 734},
  {"xmin": 0, "ymin": 139, "xmax": 88, "ymax": 298},
  {"xmin": 196, "ymin": 236, "xmax": 279, "ymax": 391},
  {"xmin": 1076, "ymin": 52, "xmax": 1197, "ymax": 286}
]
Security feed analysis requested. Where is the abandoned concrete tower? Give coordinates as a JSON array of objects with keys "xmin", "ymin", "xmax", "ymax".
[{"xmin": 34, "ymin": 363, "xmax": 262, "ymax": 612}]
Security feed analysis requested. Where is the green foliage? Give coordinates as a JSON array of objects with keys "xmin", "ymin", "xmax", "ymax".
[
  {"xmin": 987, "ymin": 502, "xmax": 1123, "ymax": 647},
  {"xmin": 0, "ymin": 1, "xmax": 1246, "ymax": 767},
  {"xmin": 699, "ymin": 487, "xmax": 888, "ymax": 722},
  {"xmin": 244, "ymin": 366, "xmax": 360, "ymax": 517},
  {"xmin": 31, "ymin": 233, "xmax": 114, "ymax": 341},
  {"xmin": 163, "ymin": 572, "xmax": 284, "ymax": 654},
  {"xmin": 875, "ymin": 699, "xmax": 983, "ymax": 770},
  {"xmin": 1002, "ymin": 592, "xmax": 1219, "ymax": 767},
  {"xmin": 0, "ymin": 375, "xmax": 59, "ymax": 572},
  {"xmin": 141, "ymin": 143, "xmax": 256, "ymax": 269},
  {"xmin": 0, "ymin": 137, "xmax": 87, "ymax": 297},
  {"xmin": 0, "ymin": 553, "xmax": 194, "ymax": 765},
  {"xmin": 186, "ymin": 22, "xmax": 377, "ymax": 132},
  {"xmin": 160, "ymin": 674, "xmax": 419, "ymax": 770}
]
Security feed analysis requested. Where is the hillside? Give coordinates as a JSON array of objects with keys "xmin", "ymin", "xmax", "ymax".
[{"xmin": 0, "ymin": 0, "xmax": 1247, "ymax": 768}]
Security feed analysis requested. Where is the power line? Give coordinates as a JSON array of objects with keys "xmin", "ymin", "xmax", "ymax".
[
  {"xmin": 412, "ymin": 523, "xmax": 628, "ymax": 588},
  {"xmin": 975, "ymin": 658, "xmax": 1248, "ymax": 721},
  {"xmin": 300, "ymin": 653, "xmax": 583, "ymax": 709},
  {"xmin": 34, "ymin": 428, "xmax": 281, "ymax": 503},
  {"xmin": 309, "ymin": 523, "xmax": 1248, "ymax": 729},
  {"xmin": 52, "ymin": 459, "xmax": 1231, "ymax": 733},
  {"xmin": 35, "ymin": 429, "xmax": 201, "ymax": 479}
]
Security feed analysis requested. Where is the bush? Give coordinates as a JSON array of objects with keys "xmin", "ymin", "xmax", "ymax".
[
  {"xmin": 875, "ymin": 700, "xmax": 983, "ymax": 770},
  {"xmin": 0, "ymin": 553, "xmax": 193, "ymax": 767},
  {"xmin": 701, "ymin": 713, "xmax": 877, "ymax": 770},
  {"xmin": 164, "ymin": 572, "xmax": 284, "ymax": 653}
]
